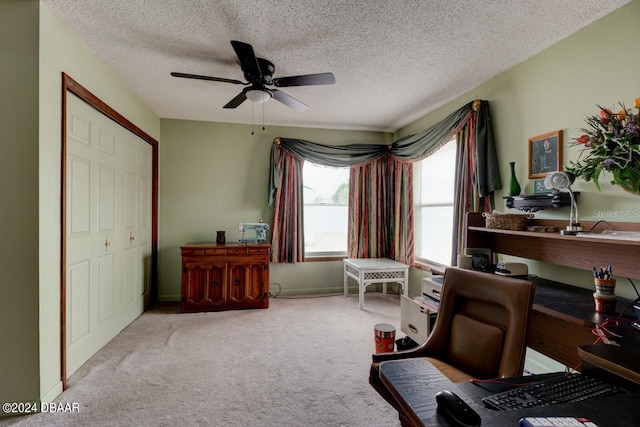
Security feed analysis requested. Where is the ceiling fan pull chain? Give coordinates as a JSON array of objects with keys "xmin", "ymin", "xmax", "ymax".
[
  {"xmin": 251, "ymin": 102, "xmax": 255, "ymax": 135},
  {"xmin": 262, "ymin": 102, "xmax": 266, "ymax": 131}
]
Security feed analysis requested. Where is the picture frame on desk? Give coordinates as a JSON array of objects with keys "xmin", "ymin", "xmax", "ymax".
[
  {"xmin": 465, "ymin": 247, "xmax": 492, "ymax": 271},
  {"xmin": 533, "ymin": 178, "xmax": 554, "ymax": 194}
]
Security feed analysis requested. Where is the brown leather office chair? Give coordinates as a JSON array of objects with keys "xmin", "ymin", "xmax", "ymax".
[{"xmin": 370, "ymin": 267, "xmax": 535, "ymax": 415}]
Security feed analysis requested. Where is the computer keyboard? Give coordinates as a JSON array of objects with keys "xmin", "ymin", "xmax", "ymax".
[{"xmin": 482, "ymin": 373, "xmax": 627, "ymax": 411}]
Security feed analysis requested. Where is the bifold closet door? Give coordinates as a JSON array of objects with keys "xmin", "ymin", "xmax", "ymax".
[{"xmin": 65, "ymin": 92, "xmax": 151, "ymax": 376}]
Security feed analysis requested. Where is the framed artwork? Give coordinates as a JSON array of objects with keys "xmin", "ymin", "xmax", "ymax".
[
  {"xmin": 528, "ymin": 130, "xmax": 562, "ymax": 179},
  {"xmin": 533, "ymin": 179, "xmax": 553, "ymax": 194}
]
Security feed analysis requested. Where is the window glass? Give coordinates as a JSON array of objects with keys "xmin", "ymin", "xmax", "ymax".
[
  {"xmin": 303, "ymin": 162, "xmax": 349, "ymax": 256},
  {"xmin": 415, "ymin": 139, "xmax": 457, "ymax": 266}
]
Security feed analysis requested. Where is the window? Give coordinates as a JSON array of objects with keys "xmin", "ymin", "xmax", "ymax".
[
  {"xmin": 414, "ymin": 139, "xmax": 457, "ymax": 266},
  {"xmin": 303, "ymin": 162, "xmax": 349, "ymax": 257}
]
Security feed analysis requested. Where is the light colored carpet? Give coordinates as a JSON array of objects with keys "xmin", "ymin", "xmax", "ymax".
[{"xmin": 3, "ymin": 293, "xmax": 404, "ymax": 426}]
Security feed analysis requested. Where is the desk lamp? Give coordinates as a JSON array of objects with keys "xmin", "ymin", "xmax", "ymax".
[{"xmin": 544, "ymin": 171, "xmax": 582, "ymax": 235}]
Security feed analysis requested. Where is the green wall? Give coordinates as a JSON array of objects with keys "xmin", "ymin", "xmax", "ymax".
[
  {"xmin": 3, "ymin": 0, "xmax": 638, "ymax": 407},
  {"xmin": 0, "ymin": 2, "xmax": 165, "ymax": 407},
  {"xmin": 160, "ymin": 1, "xmax": 640, "ymax": 301},
  {"xmin": 0, "ymin": 0, "xmax": 40, "ymax": 408},
  {"xmin": 399, "ymin": 0, "xmax": 640, "ymax": 299},
  {"xmin": 158, "ymin": 119, "xmax": 390, "ymax": 299},
  {"xmin": 37, "ymin": 3, "xmax": 161, "ymax": 403}
]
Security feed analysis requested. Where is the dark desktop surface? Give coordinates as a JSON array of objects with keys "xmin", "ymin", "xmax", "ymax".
[
  {"xmin": 380, "ymin": 358, "xmax": 640, "ymax": 427},
  {"xmin": 529, "ymin": 275, "xmax": 634, "ymax": 322},
  {"xmin": 528, "ymin": 275, "xmax": 640, "ymax": 350}
]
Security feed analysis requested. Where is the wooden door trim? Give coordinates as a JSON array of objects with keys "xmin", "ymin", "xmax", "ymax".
[{"xmin": 61, "ymin": 73, "xmax": 159, "ymax": 389}]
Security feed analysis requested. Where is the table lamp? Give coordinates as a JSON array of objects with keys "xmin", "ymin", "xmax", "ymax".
[{"xmin": 544, "ymin": 171, "xmax": 582, "ymax": 235}]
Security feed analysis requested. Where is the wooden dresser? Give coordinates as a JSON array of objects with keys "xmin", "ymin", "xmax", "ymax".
[{"xmin": 180, "ymin": 242, "xmax": 270, "ymax": 313}]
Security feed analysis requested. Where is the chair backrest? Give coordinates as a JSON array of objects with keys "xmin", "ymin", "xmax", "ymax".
[{"xmin": 424, "ymin": 267, "xmax": 535, "ymax": 379}]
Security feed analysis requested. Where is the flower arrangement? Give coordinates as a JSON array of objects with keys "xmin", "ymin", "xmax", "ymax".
[{"xmin": 566, "ymin": 97, "xmax": 640, "ymax": 194}]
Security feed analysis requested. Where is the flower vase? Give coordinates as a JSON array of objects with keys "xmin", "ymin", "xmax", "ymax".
[{"xmin": 508, "ymin": 162, "xmax": 521, "ymax": 196}]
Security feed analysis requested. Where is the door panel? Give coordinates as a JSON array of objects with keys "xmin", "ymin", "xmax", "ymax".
[
  {"xmin": 68, "ymin": 157, "xmax": 91, "ymax": 236},
  {"xmin": 96, "ymin": 164, "xmax": 115, "ymax": 233},
  {"xmin": 96, "ymin": 253, "xmax": 115, "ymax": 324},
  {"xmin": 66, "ymin": 92, "xmax": 149, "ymax": 377}
]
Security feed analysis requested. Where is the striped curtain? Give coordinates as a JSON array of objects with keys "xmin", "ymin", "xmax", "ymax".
[
  {"xmin": 451, "ymin": 110, "xmax": 494, "ymax": 264},
  {"xmin": 348, "ymin": 153, "xmax": 414, "ymax": 265},
  {"xmin": 270, "ymin": 146, "xmax": 305, "ymax": 263}
]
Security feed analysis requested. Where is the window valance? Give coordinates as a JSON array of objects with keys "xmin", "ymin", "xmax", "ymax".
[{"xmin": 268, "ymin": 99, "xmax": 501, "ymax": 208}]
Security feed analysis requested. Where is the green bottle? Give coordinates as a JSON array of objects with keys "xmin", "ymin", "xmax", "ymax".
[{"xmin": 508, "ymin": 162, "xmax": 521, "ymax": 196}]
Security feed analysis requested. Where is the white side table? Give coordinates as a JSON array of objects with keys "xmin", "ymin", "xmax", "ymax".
[{"xmin": 343, "ymin": 258, "xmax": 409, "ymax": 310}]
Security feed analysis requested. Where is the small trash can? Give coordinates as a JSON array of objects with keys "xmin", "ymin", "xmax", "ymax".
[{"xmin": 374, "ymin": 323, "xmax": 396, "ymax": 353}]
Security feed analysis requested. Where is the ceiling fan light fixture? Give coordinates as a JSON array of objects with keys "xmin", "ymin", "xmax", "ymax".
[{"xmin": 246, "ymin": 89, "xmax": 272, "ymax": 104}]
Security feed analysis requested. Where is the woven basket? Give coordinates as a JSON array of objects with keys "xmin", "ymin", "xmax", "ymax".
[{"xmin": 482, "ymin": 212, "xmax": 533, "ymax": 230}]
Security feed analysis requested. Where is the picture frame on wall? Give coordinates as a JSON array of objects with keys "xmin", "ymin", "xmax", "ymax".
[{"xmin": 528, "ymin": 130, "xmax": 562, "ymax": 179}]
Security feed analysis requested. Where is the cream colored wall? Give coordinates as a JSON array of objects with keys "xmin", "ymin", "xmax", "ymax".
[
  {"xmin": 37, "ymin": 4, "xmax": 160, "ymax": 402},
  {"xmin": 0, "ymin": 0, "xmax": 40, "ymax": 408},
  {"xmin": 159, "ymin": 119, "xmax": 389, "ymax": 299},
  {"xmin": 398, "ymin": 0, "xmax": 640, "ymax": 299}
]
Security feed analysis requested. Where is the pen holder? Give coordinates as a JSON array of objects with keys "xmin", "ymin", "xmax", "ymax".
[
  {"xmin": 594, "ymin": 278, "xmax": 616, "ymax": 296},
  {"xmin": 593, "ymin": 292, "xmax": 617, "ymax": 314}
]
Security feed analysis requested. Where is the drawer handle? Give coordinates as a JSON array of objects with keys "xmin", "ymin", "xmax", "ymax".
[
  {"xmin": 234, "ymin": 279, "xmax": 241, "ymax": 285},
  {"xmin": 408, "ymin": 324, "xmax": 418, "ymax": 334},
  {"xmin": 211, "ymin": 281, "xmax": 217, "ymax": 287}
]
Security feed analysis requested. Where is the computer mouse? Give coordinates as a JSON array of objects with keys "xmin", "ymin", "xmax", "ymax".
[{"xmin": 435, "ymin": 390, "xmax": 481, "ymax": 427}]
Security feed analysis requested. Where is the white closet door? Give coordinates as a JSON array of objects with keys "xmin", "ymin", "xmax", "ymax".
[{"xmin": 66, "ymin": 93, "xmax": 149, "ymax": 376}]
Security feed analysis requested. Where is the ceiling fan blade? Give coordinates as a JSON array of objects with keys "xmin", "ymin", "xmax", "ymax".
[
  {"xmin": 272, "ymin": 72, "xmax": 335, "ymax": 87},
  {"xmin": 223, "ymin": 91, "xmax": 247, "ymax": 109},
  {"xmin": 271, "ymin": 89, "xmax": 308, "ymax": 112},
  {"xmin": 170, "ymin": 72, "xmax": 245, "ymax": 85},
  {"xmin": 230, "ymin": 40, "xmax": 262, "ymax": 81}
]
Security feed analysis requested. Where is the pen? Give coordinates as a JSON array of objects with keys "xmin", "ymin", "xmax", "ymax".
[{"xmin": 593, "ymin": 267, "xmax": 599, "ymax": 278}]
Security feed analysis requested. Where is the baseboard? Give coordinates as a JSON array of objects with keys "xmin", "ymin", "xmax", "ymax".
[
  {"xmin": 41, "ymin": 380, "xmax": 63, "ymax": 403},
  {"xmin": 156, "ymin": 294, "xmax": 180, "ymax": 302}
]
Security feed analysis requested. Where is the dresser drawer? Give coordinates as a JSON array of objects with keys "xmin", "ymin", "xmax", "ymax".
[
  {"xmin": 227, "ymin": 247, "xmax": 249, "ymax": 255},
  {"xmin": 248, "ymin": 247, "xmax": 270, "ymax": 255},
  {"xmin": 203, "ymin": 248, "xmax": 226, "ymax": 255},
  {"xmin": 181, "ymin": 248, "xmax": 204, "ymax": 256}
]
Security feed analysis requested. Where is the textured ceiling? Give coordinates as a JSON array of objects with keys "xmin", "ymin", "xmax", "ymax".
[{"xmin": 43, "ymin": 0, "xmax": 630, "ymax": 132}]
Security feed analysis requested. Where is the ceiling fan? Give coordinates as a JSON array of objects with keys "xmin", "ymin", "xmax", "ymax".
[{"xmin": 171, "ymin": 40, "xmax": 335, "ymax": 112}]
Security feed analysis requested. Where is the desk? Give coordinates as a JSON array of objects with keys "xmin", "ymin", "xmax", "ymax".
[
  {"xmin": 379, "ymin": 358, "xmax": 640, "ymax": 427},
  {"xmin": 465, "ymin": 211, "xmax": 640, "ymax": 368},
  {"xmin": 527, "ymin": 276, "xmax": 636, "ymax": 368},
  {"xmin": 343, "ymin": 258, "xmax": 409, "ymax": 310}
]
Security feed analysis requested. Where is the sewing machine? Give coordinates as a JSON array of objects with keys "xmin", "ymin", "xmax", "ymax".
[{"xmin": 238, "ymin": 222, "xmax": 270, "ymax": 243}]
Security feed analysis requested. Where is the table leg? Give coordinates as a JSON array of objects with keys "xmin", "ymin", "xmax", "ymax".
[
  {"xmin": 344, "ymin": 264, "xmax": 348, "ymax": 296},
  {"xmin": 359, "ymin": 269, "xmax": 365, "ymax": 310},
  {"xmin": 383, "ymin": 282, "xmax": 387, "ymax": 295},
  {"xmin": 403, "ymin": 268, "xmax": 409, "ymax": 297}
]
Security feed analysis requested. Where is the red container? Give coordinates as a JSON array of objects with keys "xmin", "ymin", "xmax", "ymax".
[
  {"xmin": 374, "ymin": 323, "xmax": 396, "ymax": 353},
  {"xmin": 593, "ymin": 292, "xmax": 617, "ymax": 314}
]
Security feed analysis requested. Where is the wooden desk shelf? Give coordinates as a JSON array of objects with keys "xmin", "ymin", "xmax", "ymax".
[
  {"xmin": 466, "ymin": 212, "xmax": 640, "ymax": 279},
  {"xmin": 465, "ymin": 212, "xmax": 640, "ymax": 367}
]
